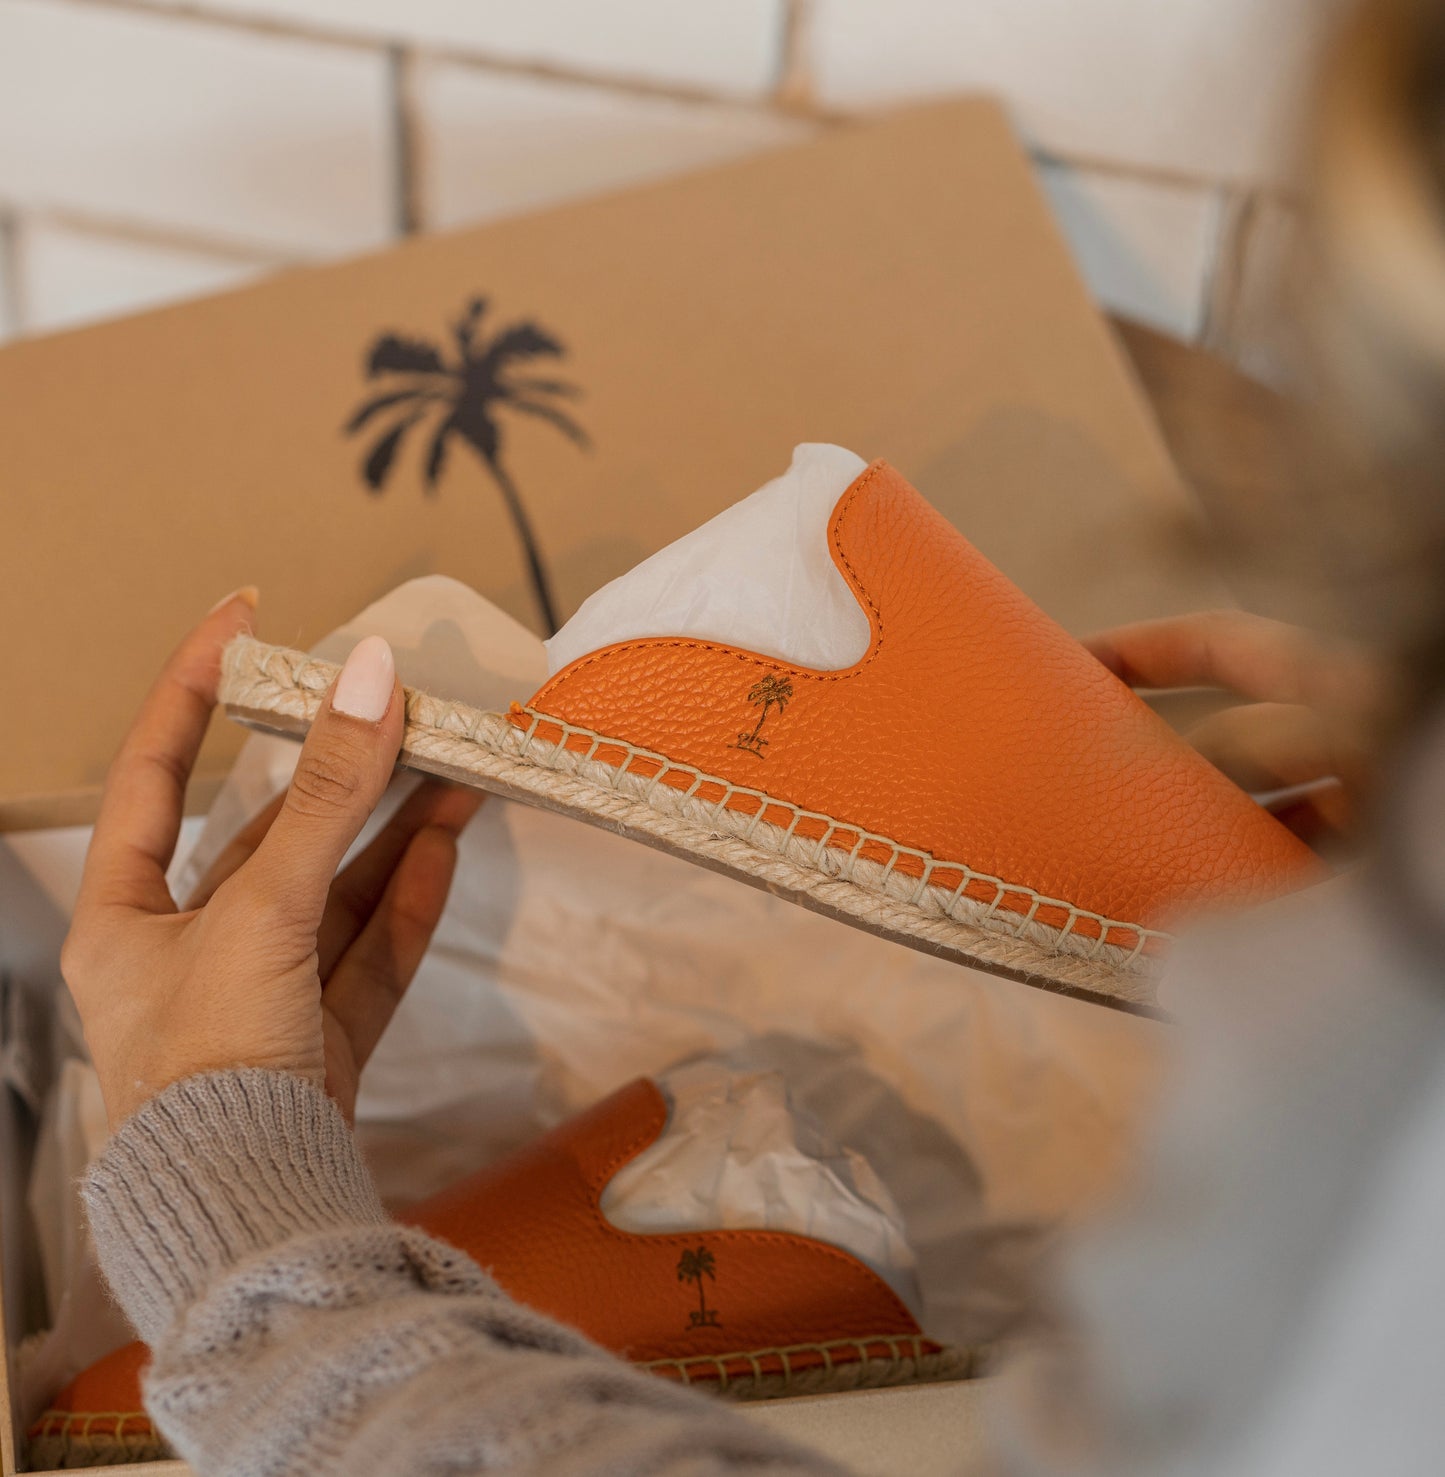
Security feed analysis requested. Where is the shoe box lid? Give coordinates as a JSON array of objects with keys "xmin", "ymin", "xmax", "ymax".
[{"xmin": 0, "ymin": 97, "xmax": 1225, "ymax": 832}]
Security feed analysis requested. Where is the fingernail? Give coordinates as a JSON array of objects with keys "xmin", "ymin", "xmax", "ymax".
[
  {"xmin": 207, "ymin": 585, "xmax": 260, "ymax": 616},
  {"xmin": 332, "ymin": 636, "xmax": 395, "ymax": 723}
]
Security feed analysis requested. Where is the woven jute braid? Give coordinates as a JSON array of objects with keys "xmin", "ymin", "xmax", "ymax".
[
  {"xmin": 645, "ymin": 1336, "xmax": 981, "ymax": 1401},
  {"xmin": 220, "ymin": 636, "xmax": 1163, "ymax": 1009},
  {"xmin": 28, "ymin": 1339, "xmax": 981, "ymax": 1469},
  {"xmin": 27, "ymin": 1412, "xmax": 169, "ymax": 1468}
]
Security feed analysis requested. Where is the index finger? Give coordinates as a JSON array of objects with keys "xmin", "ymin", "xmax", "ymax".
[
  {"xmin": 79, "ymin": 589, "xmax": 259, "ymax": 915},
  {"xmin": 1082, "ymin": 610, "xmax": 1344, "ymax": 709}
]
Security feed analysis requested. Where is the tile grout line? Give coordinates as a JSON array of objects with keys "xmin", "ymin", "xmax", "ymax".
[
  {"xmin": 773, "ymin": 0, "xmax": 816, "ymax": 112},
  {"xmin": 0, "ymin": 208, "xmax": 23, "ymax": 335},
  {"xmin": 1030, "ymin": 146, "xmax": 1259, "ymax": 198},
  {"xmin": 387, "ymin": 45, "xmax": 423, "ymax": 237},
  {"xmin": 54, "ymin": 0, "xmax": 795, "ymax": 113},
  {"xmin": 1198, "ymin": 186, "xmax": 1257, "ymax": 353},
  {"xmin": 0, "ymin": 165, "xmax": 1258, "ymax": 292},
  {"xmin": 6, "ymin": 0, "xmax": 1284, "ymax": 302},
  {"xmin": 1191, "ymin": 184, "xmax": 1236, "ymax": 345},
  {"xmin": 37, "ymin": 0, "xmax": 1282, "ymax": 182},
  {"xmin": 0, "ymin": 199, "xmax": 299, "ymax": 268}
]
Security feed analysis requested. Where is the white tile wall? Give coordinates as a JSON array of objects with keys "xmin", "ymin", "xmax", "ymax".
[
  {"xmin": 0, "ymin": 0, "xmax": 1323, "ymax": 361},
  {"xmin": 143, "ymin": 0, "xmax": 788, "ymax": 96},
  {"xmin": 810, "ymin": 0, "xmax": 1339, "ymax": 185},
  {"xmin": 0, "ymin": 0, "xmax": 395, "ymax": 257},
  {"xmin": 419, "ymin": 64, "xmax": 811, "ymax": 231},
  {"xmin": 17, "ymin": 221, "xmax": 271, "ymax": 336},
  {"xmin": 1039, "ymin": 164, "xmax": 1223, "ymax": 338}
]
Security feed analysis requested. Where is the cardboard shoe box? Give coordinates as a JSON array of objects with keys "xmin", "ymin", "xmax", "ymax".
[{"xmin": 0, "ymin": 100, "xmax": 1212, "ymax": 1474}]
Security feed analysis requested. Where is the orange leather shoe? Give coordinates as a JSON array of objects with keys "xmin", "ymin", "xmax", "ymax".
[
  {"xmin": 30, "ymin": 1078, "xmax": 963, "ymax": 1467},
  {"xmin": 400, "ymin": 1076, "xmax": 950, "ymax": 1391},
  {"xmin": 221, "ymin": 458, "xmax": 1321, "ymax": 1009},
  {"xmin": 26, "ymin": 1341, "xmax": 164, "ymax": 1468}
]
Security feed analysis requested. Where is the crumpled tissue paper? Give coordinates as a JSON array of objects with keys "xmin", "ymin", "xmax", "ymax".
[
  {"xmin": 546, "ymin": 443, "xmax": 871, "ymax": 675},
  {"xmin": 603, "ymin": 1059, "xmax": 921, "ymax": 1315}
]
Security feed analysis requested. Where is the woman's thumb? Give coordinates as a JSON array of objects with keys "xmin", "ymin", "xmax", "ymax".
[{"xmin": 243, "ymin": 637, "xmax": 405, "ymax": 930}]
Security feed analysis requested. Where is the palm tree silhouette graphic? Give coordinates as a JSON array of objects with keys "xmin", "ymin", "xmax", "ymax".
[
  {"xmin": 732, "ymin": 674, "xmax": 793, "ymax": 757},
  {"xmin": 676, "ymin": 1246, "xmax": 721, "ymax": 1329},
  {"xmin": 344, "ymin": 296, "xmax": 588, "ymax": 635}
]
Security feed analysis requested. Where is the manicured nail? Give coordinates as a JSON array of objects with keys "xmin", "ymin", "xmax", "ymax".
[
  {"xmin": 332, "ymin": 636, "xmax": 395, "ymax": 723},
  {"xmin": 207, "ymin": 585, "xmax": 260, "ymax": 616}
]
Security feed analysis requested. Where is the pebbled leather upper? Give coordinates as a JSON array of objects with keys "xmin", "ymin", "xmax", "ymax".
[
  {"xmin": 37, "ymin": 1080, "xmax": 924, "ymax": 1434},
  {"xmin": 32, "ymin": 1340, "xmax": 151, "ymax": 1432},
  {"xmin": 406, "ymin": 1077, "xmax": 922, "ymax": 1366},
  {"xmin": 524, "ymin": 461, "xmax": 1321, "ymax": 941}
]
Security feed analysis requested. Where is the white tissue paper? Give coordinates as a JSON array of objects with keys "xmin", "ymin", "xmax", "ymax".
[
  {"xmin": 182, "ymin": 575, "xmax": 548, "ymax": 892},
  {"xmin": 603, "ymin": 1060, "xmax": 921, "ymax": 1315},
  {"xmin": 545, "ymin": 443, "xmax": 872, "ymax": 675},
  {"xmin": 169, "ymin": 444, "xmax": 1165, "ymax": 1351}
]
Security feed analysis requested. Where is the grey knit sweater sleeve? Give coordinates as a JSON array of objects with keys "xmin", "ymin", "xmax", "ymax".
[{"xmin": 82, "ymin": 1070, "xmax": 841, "ymax": 1477}]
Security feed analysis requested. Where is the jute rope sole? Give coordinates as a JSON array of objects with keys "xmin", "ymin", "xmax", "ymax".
[
  {"xmin": 220, "ymin": 636, "xmax": 1164, "ymax": 1013},
  {"xmin": 645, "ymin": 1336, "xmax": 981, "ymax": 1400},
  {"xmin": 27, "ymin": 1340, "xmax": 983, "ymax": 1467},
  {"xmin": 27, "ymin": 1414, "xmax": 168, "ymax": 1468}
]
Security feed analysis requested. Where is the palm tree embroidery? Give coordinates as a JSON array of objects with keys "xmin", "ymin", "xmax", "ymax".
[
  {"xmin": 732, "ymin": 674, "xmax": 794, "ymax": 758},
  {"xmin": 344, "ymin": 296, "xmax": 588, "ymax": 636},
  {"xmin": 677, "ymin": 1246, "xmax": 721, "ymax": 1329}
]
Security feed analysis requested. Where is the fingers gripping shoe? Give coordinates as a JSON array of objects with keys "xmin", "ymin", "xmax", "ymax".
[{"xmin": 220, "ymin": 459, "xmax": 1320, "ymax": 1010}]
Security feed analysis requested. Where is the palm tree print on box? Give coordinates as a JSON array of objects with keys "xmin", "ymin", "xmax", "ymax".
[
  {"xmin": 676, "ymin": 1246, "xmax": 721, "ymax": 1330},
  {"xmin": 732, "ymin": 674, "xmax": 794, "ymax": 758},
  {"xmin": 344, "ymin": 296, "xmax": 588, "ymax": 636}
]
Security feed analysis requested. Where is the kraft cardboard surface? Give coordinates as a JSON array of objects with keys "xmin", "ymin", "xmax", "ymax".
[{"xmin": 0, "ymin": 99, "xmax": 1224, "ymax": 831}]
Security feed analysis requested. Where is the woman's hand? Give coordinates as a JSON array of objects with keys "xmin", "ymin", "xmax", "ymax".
[
  {"xmin": 62, "ymin": 590, "xmax": 481, "ymax": 1127},
  {"xmin": 1084, "ymin": 609, "xmax": 1391, "ymax": 845}
]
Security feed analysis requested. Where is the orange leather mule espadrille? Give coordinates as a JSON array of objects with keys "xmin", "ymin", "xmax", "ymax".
[
  {"xmin": 219, "ymin": 456, "xmax": 1321, "ymax": 1011},
  {"xmin": 30, "ymin": 1078, "xmax": 962, "ymax": 1467}
]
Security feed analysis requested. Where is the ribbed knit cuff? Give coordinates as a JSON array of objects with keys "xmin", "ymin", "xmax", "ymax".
[{"xmin": 82, "ymin": 1070, "xmax": 387, "ymax": 1345}]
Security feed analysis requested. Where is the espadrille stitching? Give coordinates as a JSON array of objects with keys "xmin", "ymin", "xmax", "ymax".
[
  {"xmin": 28, "ymin": 1342, "xmax": 976, "ymax": 1452},
  {"xmin": 219, "ymin": 637, "xmax": 1167, "ymax": 1003},
  {"xmin": 641, "ymin": 1335, "xmax": 978, "ymax": 1399},
  {"xmin": 25, "ymin": 1339, "xmax": 969, "ymax": 1461},
  {"xmin": 504, "ymin": 705, "xmax": 1166, "ymax": 968}
]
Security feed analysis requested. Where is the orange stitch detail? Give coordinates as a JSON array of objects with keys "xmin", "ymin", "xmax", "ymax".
[
  {"xmin": 529, "ymin": 461, "xmax": 890, "ymax": 708},
  {"xmin": 28, "ymin": 1410, "xmax": 155, "ymax": 1440},
  {"xmin": 643, "ymin": 1330, "xmax": 947, "ymax": 1385},
  {"xmin": 503, "ymin": 708, "xmax": 1163, "ymax": 959}
]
